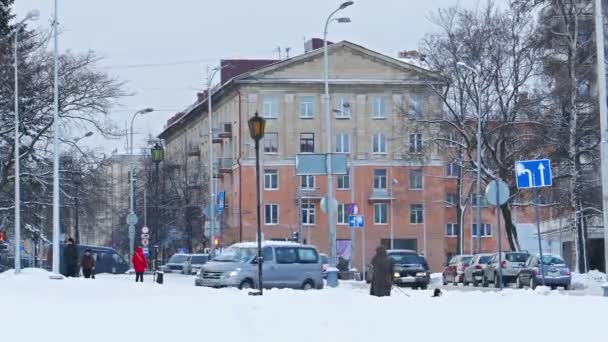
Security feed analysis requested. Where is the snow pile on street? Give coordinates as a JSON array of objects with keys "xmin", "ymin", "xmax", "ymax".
[
  {"xmin": 571, "ymin": 270, "xmax": 606, "ymax": 290},
  {"xmin": 1, "ymin": 269, "xmax": 607, "ymax": 342}
]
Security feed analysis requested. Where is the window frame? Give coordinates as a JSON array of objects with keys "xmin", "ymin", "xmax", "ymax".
[
  {"xmin": 300, "ymin": 175, "xmax": 316, "ymax": 189},
  {"xmin": 263, "ymin": 132, "xmax": 279, "ymax": 154},
  {"xmin": 409, "ymin": 133, "xmax": 423, "ymax": 154},
  {"xmin": 264, "ymin": 203, "xmax": 279, "ymax": 225},
  {"xmin": 299, "ymin": 96, "xmax": 315, "ymax": 119},
  {"xmin": 409, "ymin": 169, "xmax": 423, "ymax": 190},
  {"xmin": 374, "ymin": 202, "xmax": 388, "ymax": 225},
  {"xmin": 262, "ymin": 95, "xmax": 279, "ymax": 119},
  {"xmin": 299, "ymin": 132, "xmax": 314, "ymax": 153},
  {"xmin": 301, "ymin": 200, "xmax": 316, "ymax": 226},
  {"xmin": 373, "ymin": 169, "xmax": 387, "ymax": 190},
  {"xmin": 336, "ymin": 133, "xmax": 351, "ymax": 154},
  {"xmin": 335, "ymin": 96, "xmax": 352, "ymax": 119},
  {"xmin": 264, "ymin": 169, "xmax": 279, "ymax": 190},
  {"xmin": 372, "ymin": 96, "xmax": 387, "ymax": 119},
  {"xmin": 446, "ymin": 223, "xmax": 460, "ymax": 237},
  {"xmin": 410, "ymin": 204, "xmax": 424, "ymax": 224},
  {"xmin": 372, "ymin": 133, "xmax": 387, "ymax": 154},
  {"xmin": 472, "ymin": 223, "xmax": 493, "ymax": 237},
  {"xmin": 337, "ymin": 174, "xmax": 350, "ymax": 190},
  {"xmin": 337, "ymin": 203, "xmax": 348, "ymax": 225},
  {"xmin": 409, "ymin": 94, "xmax": 424, "ymax": 118},
  {"xmin": 445, "ymin": 162, "xmax": 461, "ymax": 177}
]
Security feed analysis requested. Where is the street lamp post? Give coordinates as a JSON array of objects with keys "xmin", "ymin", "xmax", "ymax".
[
  {"xmin": 248, "ymin": 112, "xmax": 266, "ymax": 296},
  {"xmin": 128, "ymin": 108, "xmax": 154, "ymax": 259},
  {"xmin": 323, "ymin": 0, "xmax": 353, "ymax": 287},
  {"xmin": 12, "ymin": 9, "xmax": 39, "ymax": 275},
  {"xmin": 457, "ymin": 61, "xmax": 483, "ymax": 253},
  {"xmin": 150, "ymin": 143, "xmax": 164, "ymax": 270}
]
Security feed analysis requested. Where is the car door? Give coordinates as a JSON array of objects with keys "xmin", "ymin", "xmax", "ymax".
[
  {"xmin": 485, "ymin": 254, "xmax": 497, "ymax": 281},
  {"xmin": 465, "ymin": 255, "xmax": 478, "ymax": 281},
  {"xmin": 274, "ymin": 247, "xmax": 298, "ymax": 288},
  {"xmin": 446, "ymin": 256, "xmax": 457, "ymax": 282},
  {"xmin": 520, "ymin": 256, "xmax": 534, "ymax": 284},
  {"xmin": 261, "ymin": 247, "xmax": 277, "ymax": 288}
]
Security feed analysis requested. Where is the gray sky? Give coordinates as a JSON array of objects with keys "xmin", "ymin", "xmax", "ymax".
[{"xmin": 14, "ymin": 0, "xmax": 480, "ymax": 153}]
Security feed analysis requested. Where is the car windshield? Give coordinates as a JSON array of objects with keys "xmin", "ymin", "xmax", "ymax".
[
  {"xmin": 168, "ymin": 254, "xmax": 188, "ymax": 263},
  {"xmin": 479, "ymin": 256, "xmax": 492, "ymax": 264},
  {"xmin": 214, "ymin": 247, "xmax": 255, "ymax": 262},
  {"xmin": 321, "ymin": 255, "xmax": 329, "ymax": 264},
  {"xmin": 389, "ymin": 253, "xmax": 421, "ymax": 265},
  {"xmin": 461, "ymin": 256, "xmax": 473, "ymax": 264},
  {"xmin": 506, "ymin": 253, "xmax": 529, "ymax": 262},
  {"xmin": 191, "ymin": 255, "xmax": 208, "ymax": 264},
  {"xmin": 541, "ymin": 255, "xmax": 565, "ymax": 265}
]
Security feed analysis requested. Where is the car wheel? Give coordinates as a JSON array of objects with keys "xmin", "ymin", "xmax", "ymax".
[
  {"xmin": 239, "ymin": 279, "xmax": 254, "ymax": 290},
  {"xmin": 442, "ymin": 274, "xmax": 448, "ymax": 286},
  {"xmin": 550, "ymin": 285, "xmax": 557, "ymax": 290},
  {"xmin": 463, "ymin": 275, "xmax": 469, "ymax": 286},
  {"xmin": 516, "ymin": 276, "xmax": 524, "ymax": 289},
  {"xmin": 482, "ymin": 276, "xmax": 489, "ymax": 288},
  {"xmin": 301, "ymin": 280, "xmax": 314, "ymax": 290},
  {"xmin": 530, "ymin": 276, "xmax": 537, "ymax": 290},
  {"xmin": 564, "ymin": 284, "xmax": 571, "ymax": 291},
  {"xmin": 452, "ymin": 277, "xmax": 458, "ymax": 286},
  {"xmin": 420, "ymin": 283, "xmax": 428, "ymax": 290},
  {"xmin": 472, "ymin": 277, "xmax": 478, "ymax": 287}
]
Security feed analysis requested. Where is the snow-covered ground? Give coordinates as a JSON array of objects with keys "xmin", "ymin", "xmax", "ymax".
[
  {"xmin": 572, "ymin": 270, "xmax": 606, "ymax": 292},
  {"xmin": 1, "ymin": 269, "xmax": 607, "ymax": 342}
]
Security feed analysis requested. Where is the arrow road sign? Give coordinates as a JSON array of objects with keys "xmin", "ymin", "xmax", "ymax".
[
  {"xmin": 515, "ymin": 159, "xmax": 552, "ymax": 189},
  {"xmin": 348, "ymin": 215, "xmax": 364, "ymax": 228}
]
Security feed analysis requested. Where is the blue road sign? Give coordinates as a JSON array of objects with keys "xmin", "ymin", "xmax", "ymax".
[
  {"xmin": 348, "ymin": 215, "xmax": 364, "ymax": 228},
  {"xmin": 217, "ymin": 191, "xmax": 225, "ymax": 212},
  {"xmin": 515, "ymin": 159, "xmax": 552, "ymax": 189}
]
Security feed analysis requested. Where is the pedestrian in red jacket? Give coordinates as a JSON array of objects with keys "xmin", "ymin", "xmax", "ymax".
[{"xmin": 132, "ymin": 247, "xmax": 148, "ymax": 283}]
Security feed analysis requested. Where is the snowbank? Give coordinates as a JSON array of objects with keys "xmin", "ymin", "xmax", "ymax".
[
  {"xmin": 1, "ymin": 272, "xmax": 607, "ymax": 342},
  {"xmin": 571, "ymin": 270, "xmax": 606, "ymax": 290}
]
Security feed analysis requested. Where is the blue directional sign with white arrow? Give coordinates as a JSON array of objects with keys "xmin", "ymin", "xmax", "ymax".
[
  {"xmin": 515, "ymin": 159, "xmax": 552, "ymax": 189},
  {"xmin": 348, "ymin": 215, "xmax": 364, "ymax": 229}
]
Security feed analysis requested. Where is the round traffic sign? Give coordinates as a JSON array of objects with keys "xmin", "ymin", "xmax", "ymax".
[
  {"xmin": 320, "ymin": 196, "xmax": 339, "ymax": 214},
  {"xmin": 485, "ymin": 179, "xmax": 510, "ymax": 206},
  {"xmin": 126, "ymin": 212, "xmax": 138, "ymax": 226},
  {"xmin": 141, "ymin": 226, "xmax": 149, "ymax": 234},
  {"xmin": 141, "ymin": 238, "xmax": 149, "ymax": 246}
]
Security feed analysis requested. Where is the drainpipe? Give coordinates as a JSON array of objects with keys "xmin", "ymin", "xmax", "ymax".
[{"xmin": 236, "ymin": 88, "xmax": 243, "ymax": 242}]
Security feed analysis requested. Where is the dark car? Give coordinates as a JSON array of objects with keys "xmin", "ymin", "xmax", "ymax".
[
  {"xmin": 442, "ymin": 254, "xmax": 473, "ymax": 285},
  {"xmin": 46, "ymin": 244, "xmax": 129, "ymax": 276},
  {"xmin": 366, "ymin": 249, "xmax": 430, "ymax": 290},
  {"xmin": 516, "ymin": 254, "xmax": 571, "ymax": 290}
]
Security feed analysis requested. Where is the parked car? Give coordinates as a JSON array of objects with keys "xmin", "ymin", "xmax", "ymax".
[
  {"xmin": 483, "ymin": 251, "xmax": 530, "ymax": 288},
  {"xmin": 195, "ymin": 241, "xmax": 324, "ymax": 290},
  {"xmin": 45, "ymin": 243, "xmax": 130, "ymax": 275},
  {"xmin": 366, "ymin": 249, "xmax": 430, "ymax": 290},
  {"xmin": 463, "ymin": 253, "xmax": 493, "ymax": 287},
  {"xmin": 442, "ymin": 254, "xmax": 473, "ymax": 285},
  {"xmin": 162, "ymin": 253, "xmax": 192, "ymax": 274},
  {"xmin": 516, "ymin": 254, "xmax": 571, "ymax": 290},
  {"xmin": 320, "ymin": 253, "xmax": 329, "ymax": 279},
  {"xmin": 189, "ymin": 254, "xmax": 209, "ymax": 275}
]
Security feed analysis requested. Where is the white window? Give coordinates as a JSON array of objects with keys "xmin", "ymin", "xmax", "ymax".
[
  {"xmin": 446, "ymin": 131, "xmax": 458, "ymax": 147},
  {"xmin": 446, "ymin": 193, "xmax": 458, "ymax": 206},
  {"xmin": 337, "ymin": 203, "xmax": 348, "ymax": 225},
  {"xmin": 373, "ymin": 169, "xmax": 387, "ymax": 189},
  {"xmin": 263, "ymin": 95, "xmax": 278, "ymax": 118},
  {"xmin": 472, "ymin": 223, "xmax": 492, "ymax": 237},
  {"xmin": 336, "ymin": 97, "xmax": 352, "ymax": 118},
  {"xmin": 472, "ymin": 195, "xmax": 489, "ymax": 207},
  {"xmin": 301, "ymin": 201, "xmax": 315, "ymax": 225},
  {"xmin": 445, "ymin": 162, "xmax": 460, "ymax": 177},
  {"xmin": 337, "ymin": 174, "xmax": 350, "ymax": 190},
  {"xmin": 299, "ymin": 96, "xmax": 314, "ymax": 118},
  {"xmin": 264, "ymin": 169, "xmax": 278, "ymax": 190},
  {"xmin": 410, "ymin": 204, "xmax": 424, "ymax": 224},
  {"xmin": 336, "ymin": 133, "xmax": 350, "ymax": 153},
  {"xmin": 265, "ymin": 204, "xmax": 279, "ymax": 225},
  {"xmin": 301, "ymin": 175, "xmax": 315, "ymax": 189},
  {"xmin": 372, "ymin": 133, "xmax": 387, "ymax": 154},
  {"xmin": 446, "ymin": 223, "xmax": 460, "ymax": 237},
  {"xmin": 264, "ymin": 133, "xmax": 278, "ymax": 154},
  {"xmin": 409, "ymin": 133, "xmax": 423, "ymax": 153},
  {"xmin": 374, "ymin": 203, "xmax": 388, "ymax": 224},
  {"xmin": 409, "ymin": 94, "xmax": 423, "ymax": 118},
  {"xmin": 372, "ymin": 96, "xmax": 386, "ymax": 119},
  {"xmin": 409, "ymin": 170, "xmax": 423, "ymax": 190}
]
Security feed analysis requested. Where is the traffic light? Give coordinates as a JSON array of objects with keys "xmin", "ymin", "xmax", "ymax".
[
  {"xmin": 292, "ymin": 231, "xmax": 300, "ymax": 242},
  {"xmin": 0, "ymin": 230, "xmax": 5, "ymax": 242},
  {"xmin": 214, "ymin": 238, "xmax": 220, "ymax": 247}
]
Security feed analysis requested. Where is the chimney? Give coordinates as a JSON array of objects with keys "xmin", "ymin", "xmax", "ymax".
[
  {"xmin": 197, "ymin": 90, "xmax": 208, "ymax": 103},
  {"xmin": 305, "ymin": 38, "xmax": 332, "ymax": 53}
]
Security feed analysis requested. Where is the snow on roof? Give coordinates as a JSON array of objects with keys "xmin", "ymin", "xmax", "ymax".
[{"xmin": 230, "ymin": 241, "xmax": 304, "ymax": 249}]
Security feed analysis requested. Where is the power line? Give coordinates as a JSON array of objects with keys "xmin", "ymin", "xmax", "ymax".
[{"xmin": 102, "ymin": 58, "xmax": 217, "ymax": 70}]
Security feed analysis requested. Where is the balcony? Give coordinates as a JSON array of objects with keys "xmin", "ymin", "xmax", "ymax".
[
  {"xmin": 188, "ymin": 146, "xmax": 200, "ymax": 157},
  {"xmin": 217, "ymin": 158, "xmax": 234, "ymax": 173},
  {"xmin": 368, "ymin": 188, "xmax": 394, "ymax": 201},
  {"xmin": 218, "ymin": 123, "xmax": 232, "ymax": 139},
  {"xmin": 212, "ymin": 128, "xmax": 222, "ymax": 144},
  {"xmin": 297, "ymin": 188, "xmax": 323, "ymax": 200}
]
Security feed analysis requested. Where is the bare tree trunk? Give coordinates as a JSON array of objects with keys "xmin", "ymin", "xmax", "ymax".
[{"xmin": 501, "ymin": 204, "xmax": 521, "ymax": 251}]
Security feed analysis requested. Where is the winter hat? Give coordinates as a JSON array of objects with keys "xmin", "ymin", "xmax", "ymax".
[{"xmin": 68, "ymin": 238, "xmax": 75, "ymax": 243}]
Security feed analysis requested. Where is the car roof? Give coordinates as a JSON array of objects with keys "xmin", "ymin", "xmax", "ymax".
[
  {"xmin": 190, "ymin": 253, "xmax": 208, "ymax": 257},
  {"xmin": 387, "ymin": 249, "xmax": 418, "ymax": 254},
  {"xmin": 231, "ymin": 241, "xmax": 316, "ymax": 248}
]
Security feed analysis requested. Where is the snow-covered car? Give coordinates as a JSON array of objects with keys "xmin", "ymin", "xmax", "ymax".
[
  {"xmin": 516, "ymin": 254, "xmax": 571, "ymax": 290},
  {"xmin": 162, "ymin": 253, "xmax": 192, "ymax": 274},
  {"xmin": 483, "ymin": 251, "xmax": 530, "ymax": 287}
]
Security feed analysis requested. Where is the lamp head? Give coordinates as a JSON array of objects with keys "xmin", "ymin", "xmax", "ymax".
[
  {"xmin": 150, "ymin": 143, "xmax": 165, "ymax": 163},
  {"xmin": 141, "ymin": 108, "xmax": 154, "ymax": 114},
  {"xmin": 248, "ymin": 112, "xmax": 266, "ymax": 141},
  {"xmin": 336, "ymin": 17, "xmax": 351, "ymax": 23},
  {"xmin": 339, "ymin": 1, "xmax": 354, "ymax": 10},
  {"xmin": 84, "ymin": 131, "xmax": 94, "ymax": 138}
]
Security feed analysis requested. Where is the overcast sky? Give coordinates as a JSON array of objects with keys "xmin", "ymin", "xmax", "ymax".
[{"xmin": 14, "ymin": 0, "xmax": 480, "ymax": 153}]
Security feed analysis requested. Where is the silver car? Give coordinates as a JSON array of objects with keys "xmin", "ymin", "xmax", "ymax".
[
  {"xmin": 483, "ymin": 251, "xmax": 530, "ymax": 287},
  {"xmin": 189, "ymin": 254, "xmax": 209, "ymax": 275},
  {"xmin": 162, "ymin": 253, "xmax": 191, "ymax": 274},
  {"xmin": 462, "ymin": 253, "xmax": 493, "ymax": 287},
  {"xmin": 195, "ymin": 241, "xmax": 324, "ymax": 290}
]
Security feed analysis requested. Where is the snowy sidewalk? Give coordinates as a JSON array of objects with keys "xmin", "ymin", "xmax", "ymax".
[{"xmin": 1, "ymin": 269, "xmax": 607, "ymax": 342}]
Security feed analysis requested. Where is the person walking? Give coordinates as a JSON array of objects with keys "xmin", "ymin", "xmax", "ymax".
[
  {"xmin": 370, "ymin": 246, "xmax": 394, "ymax": 297},
  {"xmin": 64, "ymin": 238, "xmax": 79, "ymax": 277},
  {"xmin": 132, "ymin": 247, "xmax": 148, "ymax": 283},
  {"xmin": 81, "ymin": 249, "xmax": 96, "ymax": 279}
]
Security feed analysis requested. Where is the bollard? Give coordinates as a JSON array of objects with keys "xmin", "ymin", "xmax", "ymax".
[
  {"xmin": 602, "ymin": 283, "xmax": 608, "ymax": 297},
  {"xmin": 155, "ymin": 270, "xmax": 164, "ymax": 284},
  {"xmin": 326, "ymin": 268, "xmax": 339, "ymax": 287}
]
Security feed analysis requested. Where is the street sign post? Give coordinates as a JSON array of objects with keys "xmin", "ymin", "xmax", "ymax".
[
  {"xmin": 348, "ymin": 215, "xmax": 364, "ymax": 229},
  {"xmin": 515, "ymin": 159, "xmax": 552, "ymax": 286},
  {"xmin": 485, "ymin": 179, "xmax": 510, "ymax": 290},
  {"xmin": 126, "ymin": 212, "xmax": 138, "ymax": 226}
]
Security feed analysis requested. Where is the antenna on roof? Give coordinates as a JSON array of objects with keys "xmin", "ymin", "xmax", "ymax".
[
  {"xmin": 276, "ymin": 46, "xmax": 282, "ymax": 60},
  {"xmin": 285, "ymin": 47, "xmax": 291, "ymax": 59}
]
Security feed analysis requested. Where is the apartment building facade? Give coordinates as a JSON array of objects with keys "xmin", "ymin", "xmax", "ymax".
[{"xmin": 159, "ymin": 41, "xmax": 503, "ymax": 271}]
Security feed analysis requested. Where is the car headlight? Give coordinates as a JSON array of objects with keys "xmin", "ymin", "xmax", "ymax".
[
  {"xmin": 393, "ymin": 272, "xmax": 400, "ymax": 278},
  {"xmin": 228, "ymin": 268, "xmax": 242, "ymax": 277},
  {"xmin": 416, "ymin": 272, "xmax": 427, "ymax": 277}
]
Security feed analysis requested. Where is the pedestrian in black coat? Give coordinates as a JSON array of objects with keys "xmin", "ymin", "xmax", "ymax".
[
  {"xmin": 64, "ymin": 238, "xmax": 79, "ymax": 277},
  {"xmin": 370, "ymin": 246, "xmax": 394, "ymax": 297}
]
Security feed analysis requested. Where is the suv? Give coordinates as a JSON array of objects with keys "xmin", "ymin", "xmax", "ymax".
[
  {"xmin": 516, "ymin": 254, "xmax": 571, "ymax": 290},
  {"xmin": 195, "ymin": 241, "xmax": 323, "ymax": 290},
  {"xmin": 189, "ymin": 254, "xmax": 209, "ymax": 275},
  {"xmin": 366, "ymin": 250, "xmax": 430, "ymax": 290},
  {"xmin": 442, "ymin": 254, "xmax": 473, "ymax": 285},
  {"xmin": 483, "ymin": 251, "xmax": 530, "ymax": 287}
]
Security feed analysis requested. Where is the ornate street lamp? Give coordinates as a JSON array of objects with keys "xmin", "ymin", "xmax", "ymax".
[
  {"xmin": 150, "ymin": 143, "xmax": 165, "ymax": 163},
  {"xmin": 248, "ymin": 112, "xmax": 266, "ymax": 296},
  {"xmin": 150, "ymin": 143, "xmax": 164, "ymax": 273}
]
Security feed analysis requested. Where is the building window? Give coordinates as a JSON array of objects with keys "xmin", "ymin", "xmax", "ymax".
[
  {"xmin": 336, "ymin": 97, "xmax": 352, "ymax": 118},
  {"xmin": 446, "ymin": 131, "xmax": 458, "ymax": 147},
  {"xmin": 409, "ymin": 133, "xmax": 423, "ymax": 153},
  {"xmin": 471, "ymin": 195, "xmax": 489, "ymax": 207},
  {"xmin": 409, "ymin": 94, "xmax": 423, "ymax": 118},
  {"xmin": 446, "ymin": 192, "xmax": 458, "ymax": 206},
  {"xmin": 372, "ymin": 133, "xmax": 387, "ymax": 154},
  {"xmin": 445, "ymin": 162, "xmax": 460, "ymax": 177},
  {"xmin": 409, "ymin": 170, "xmax": 423, "ymax": 189},
  {"xmin": 337, "ymin": 203, "xmax": 348, "ymax": 225},
  {"xmin": 446, "ymin": 223, "xmax": 460, "ymax": 237},
  {"xmin": 301, "ymin": 201, "xmax": 315, "ymax": 225},
  {"xmin": 264, "ymin": 169, "xmax": 278, "ymax": 190},
  {"xmin": 264, "ymin": 133, "xmax": 278, "ymax": 154},
  {"xmin": 301, "ymin": 175, "xmax": 315, "ymax": 189},
  {"xmin": 265, "ymin": 204, "xmax": 279, "ymax": 225},
  {"xmin": 472, "ymin": 223, "xmax": 492, "ymax": 237},
  {"xmin": 299, "ymin": 96, "xmax": 315, "ymax": 118},
  {"xmin": 372, "ymin": 96, "xmax": 386, "ymax": 119},
  {"xmin": 374, "ymin": 203, "xmax": 388, "ymax": 224},
  {"xmin": 300, "ymin": 133, "xmax": 314, "ymax": 153},
  {"xmin": 337, "ymin": 174, "xmax": 350, "ymax": 190},
  {"xmin": 263, "ymin": 95, "xmax": 278, "ymax": 118},
  {"xmin": 410, "ymin": 204, "xmax": 424, "ymax": 224},
  {"xmin": 336, "ymin": 133, "xmax": 350, "ymax": 153},
  {"xmin": 373, "ymin": 169, "xmax": 387, "ymax": 189}
]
